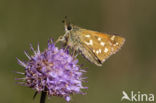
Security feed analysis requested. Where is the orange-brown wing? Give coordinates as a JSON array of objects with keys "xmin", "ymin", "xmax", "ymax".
[
  {"xmin": 79, "ymin": 42, "xmax": 102, "ymax": 66},
  {"xmin": 79, "ymin": 29, "xmax": 125, "ymax": 63}
]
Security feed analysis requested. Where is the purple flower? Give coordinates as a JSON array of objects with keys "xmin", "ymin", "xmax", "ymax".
[{"xmin": 16, "ymin": 40, "xmax": 87, "ymax": 102}]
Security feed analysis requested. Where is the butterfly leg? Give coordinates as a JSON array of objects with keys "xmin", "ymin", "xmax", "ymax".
[
  {"xmin": 70, "ymin": 42, "xmax": 80, "ymax": 58},
  {"xmin": 71, "ymin": 48, "xmax": 76, "ymax": 57}
]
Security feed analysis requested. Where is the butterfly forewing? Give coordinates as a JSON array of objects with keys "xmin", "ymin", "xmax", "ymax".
[{"xmin": 79, "ymin": 29, "xmax": 125, "ymax": 63}]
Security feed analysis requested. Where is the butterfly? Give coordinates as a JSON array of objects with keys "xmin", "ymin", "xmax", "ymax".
[{"xmin": 56, "ymin": 19, "xmax": 125, "ymax": 66}]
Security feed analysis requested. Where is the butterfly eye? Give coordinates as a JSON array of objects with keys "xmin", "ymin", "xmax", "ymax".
[{"xmin": 67, "ymin": 25, "xmax": 72, "ymax": 30}]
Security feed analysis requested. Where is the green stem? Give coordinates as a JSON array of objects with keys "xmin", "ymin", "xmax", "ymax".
[{"xmin": 40, "ymin": 91, "xmax": 47, "ymax": 103}]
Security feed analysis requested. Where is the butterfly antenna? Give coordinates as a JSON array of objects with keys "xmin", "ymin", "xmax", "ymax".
[{"xmin": 62, "ymin": 16, "xmax": 71, "ymax": 27}]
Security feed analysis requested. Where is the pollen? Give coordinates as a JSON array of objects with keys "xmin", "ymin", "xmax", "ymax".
[
  {"xmin": 104, "ymin": 48, "xmax": 108, "ymax": 53},
  {"xmin": 100, "ymin": 42, "xmax": 105, "ymax": 46}
]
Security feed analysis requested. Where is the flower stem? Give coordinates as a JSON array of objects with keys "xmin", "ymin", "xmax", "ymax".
[{"xmin": 40, "ymin": 91, "xmax": 47, "ymax": 103}]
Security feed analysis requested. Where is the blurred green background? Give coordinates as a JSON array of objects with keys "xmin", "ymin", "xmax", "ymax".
[{"xmin": 0, "ymin": 0, "xmax": 156, "ymax": 103}]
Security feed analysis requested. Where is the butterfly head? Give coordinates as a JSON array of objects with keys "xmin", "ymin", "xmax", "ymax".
[
  {"xmin": 62, "ymin": 17, "xmax": 73, "ymax": 31},
  {"xmin": 62, "ymin": 18, "xmax": 80, "ymax": 34}
]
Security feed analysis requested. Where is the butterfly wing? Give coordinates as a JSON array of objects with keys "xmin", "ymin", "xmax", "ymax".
[
  {"xmin": 79, "ymin": 42, "xmax": 103, "ymax": 66},
  {"xmin": 79, "ymin": 29, "xmax": 125, "ymax": 64}
]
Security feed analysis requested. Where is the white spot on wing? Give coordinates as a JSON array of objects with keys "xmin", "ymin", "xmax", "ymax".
[
  {"xmin": 113, "ymin": 42, "xmax": 119, "ymax": 46},
  {"xmin": 98, "ymin": 37, "xmax": 101, "ymax": 41},
  {"xmin": 85, "ymin": 34, "xmax": 91, "ymax": 38},
  {"xmin": 100, "ymin": 42, "xmax": 105, "ymax": 46},
  {"xmin": 104, "ymin": 48, "xmax": 108, "ymax": 53},
  {"xmin": 85, "ymin": 40, "xmax": 93, "ymax": 46},
  {"xmin": 99, "ymin": 49, "xmax": 102, "ymax": 53},
  {"xmin": 96, "ymin": 49, "xmax": 102, "ymax": 54},
  {"xmin": 111, "ymin": 35, "xmax": 115, "ymax": 41}
]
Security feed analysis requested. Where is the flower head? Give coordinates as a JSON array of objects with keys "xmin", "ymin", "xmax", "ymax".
[{"xmin": 16, "ymin": 40, "xmax": 87, "ymax": 102}]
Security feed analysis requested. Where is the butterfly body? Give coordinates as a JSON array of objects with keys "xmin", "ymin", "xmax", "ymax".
[{"xmin": 58, "ymin": 22, "xmax": 125, "ymax": 66}]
